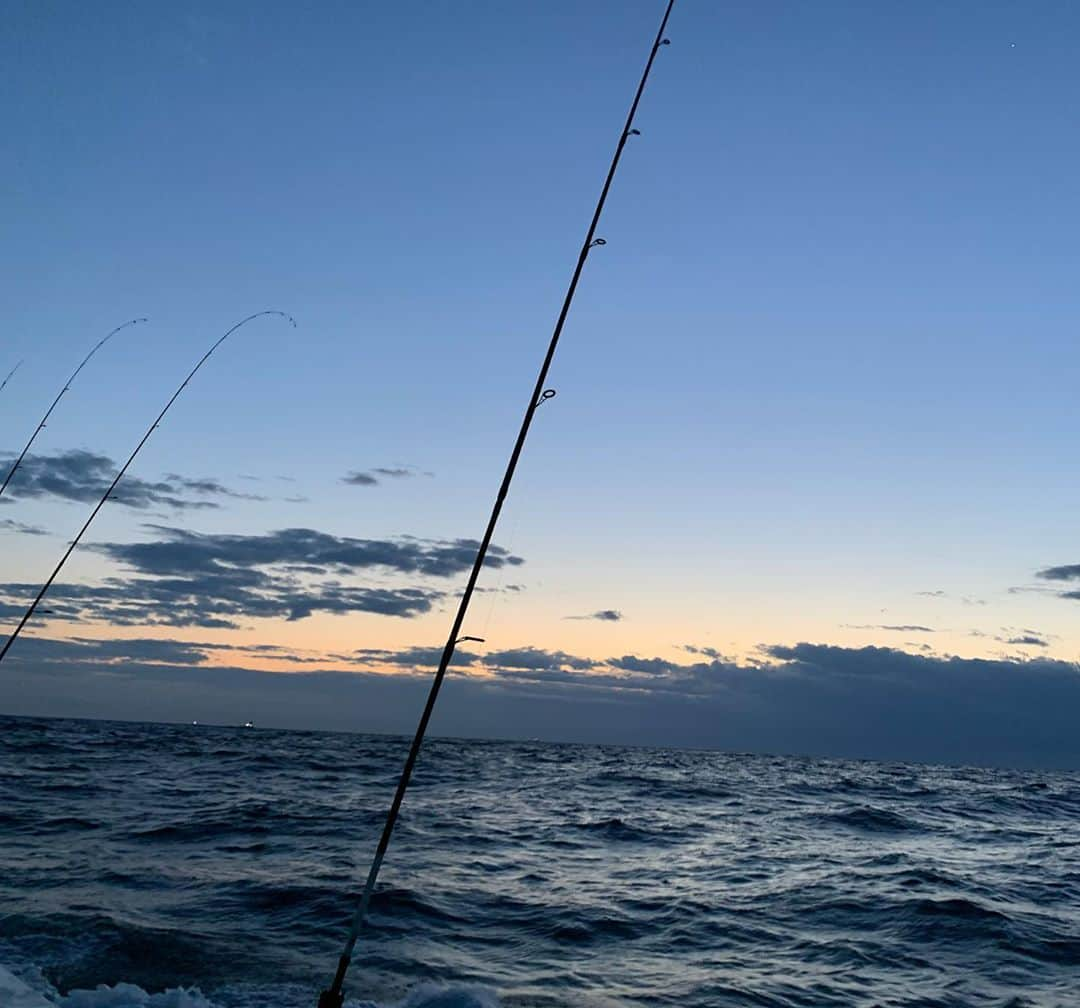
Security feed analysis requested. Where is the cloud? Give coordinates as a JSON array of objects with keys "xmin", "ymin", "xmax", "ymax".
[
  {"xmin": 0, "ymin": 518, "xmax": 47, "ymax": 536},
  {"xmin": 1004, "ymin": 635, "xmax": 1048, "ymax": 647},
  {"xmin": 5, "ymin": 637, "xmax": 1079, "ymax": 768},
  {"xmin": 0, "ymin": 449, "xmax": 263, "ymax": 510},
  {"xmin": 916, "ymin": 590, "xmax": 987, "ymax": 606},
  {"xmin": 681, "ymin": 644, "xmax": 730, "ymax": 660},
  {"xmin": 6, "ymin": 635, "xmax": 362, "ymax": 669},
  {"xmin": 342, "ymin": 471, "xmax": 378, "ymax": 486},
  {"xmin": 342, "ymin": 465, "xmax": 428, "ymax": 487},
  {"xmin": 0, "ymin": 572, "xmax": 441, "ymax": 629},
  {"xmin": 605, "ymin": 654, "xmax": 675, "ymax": 676},
  {"xmin": 844, "ymin": 624, "xmax": 937, "ymax": 633},
  {"xmin": 1037, "ymin": 564, "xmax": 1080, "ymax": 582},
  {"xmin": 162, "ymin": 474, "xmax": 266, "ymax": 502},
  {"xmin": 0, "ymin": 524, "xmax": 523, "ymax": 629},
  {"xmin": 481, "ymin": 647, "xmax": 599, "ymax": 673},
  {"xmin": 351, "ymin": 645, "xmax": 477, "ymax": 669},
  {"xmin": 15, "ymin": 635, "xmax": 221, "ymax": 667},
  {"xmin": 1030, "ymin": 564, "xmax": 1080, "ymax": 603},
  {"xmin": 565, "ymin": 609, "xmax": 622, "ymax": 622},
  {"xmin": 88, "ymin": 525, "xmax": 523, "ymax": 579},
  {"xmin": 1036, "ymin": 564, "xmax": 1080, "ymax": 600}
]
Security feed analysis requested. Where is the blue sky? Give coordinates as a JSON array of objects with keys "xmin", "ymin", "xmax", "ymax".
[{"xmin": 3, "ymin": 1, "xmax": 1080, "ymax": 766}]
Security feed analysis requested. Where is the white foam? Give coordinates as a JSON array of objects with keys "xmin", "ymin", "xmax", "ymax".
[
  {"xmin": 0, "ymin": 966, "xmax": 500, "ymax": 1008},
  {"xmin": 57, "ymin": 983, "xmax": 214, "ymax": 1008},
  {"xmin": 0, "ymin": 967, "xmax": 213, "ymax": 1008},
  {"xmin": 0, "ymin": 965, "xmax": 55, "ymax": 1008}
]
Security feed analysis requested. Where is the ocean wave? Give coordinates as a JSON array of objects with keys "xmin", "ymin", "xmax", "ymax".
[
  {"xmin": 129, "ymin": 803, "xmax": 277, "ymax": 842},
  {"xmin": 567, "ymin": 815, "xmax": 695, "ymax": 842},
  {"xmin": 4, "ymin": 715, "xmax": 1079, "ymax": 1008},
  {"xmin": 818, "ymin": 805, "xmax": 923, "ymax": 833},
  {"xmin": 910, "ymin": 896, "xmax": 1007, "ymax": 922}
]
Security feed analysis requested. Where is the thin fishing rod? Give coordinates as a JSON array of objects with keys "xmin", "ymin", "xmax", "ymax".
[
  {"xmin": 1, "ymin": 319, "xmax": 148, "ymax": 499},
  {"xmin": 318, "ymin": 3, "xmax": 676, "ymax": 1004},
  {"xmin": 0, "ymin": 361, "xmax": 23, "ymax": 397},
  {"xmin": 0, "ymin": 310, "xmax": 295, "ymax": 665}
]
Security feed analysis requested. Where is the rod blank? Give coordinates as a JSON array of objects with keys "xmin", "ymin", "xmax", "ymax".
[
  {"xmin": 0, "ymin": 361, "xmax": 23, "ymax": 397},
  {"xmin": 317, "ymin": 3, "xmax": 676, "ymax": 1005}
]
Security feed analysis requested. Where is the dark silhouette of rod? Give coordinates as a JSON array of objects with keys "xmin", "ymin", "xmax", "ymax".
[
  {"xmin": 0, "ymin": 310, "xmax": 295, "ymax": 665},
  {"xmin": 317, "ymin": 4, "xmax": 676, "ymax": 1005},
  {"xmin": 1, "ymin": 361, "xmax": 23, "ymax": 397},
  {"xmin": 1, "ymin": 319, "xmax": 148, "ymax": 499}
]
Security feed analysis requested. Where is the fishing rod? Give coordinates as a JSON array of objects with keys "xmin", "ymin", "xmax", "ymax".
[
  {"xmin": 0, "ymin": 361, "xmax": 23, "ymax": 397},
  {"xmin": 0, "ymin": 310, "xmax": 295, "ymax": 665},
  {"xmin": 317, "ymin": 3, "xmax": 676, "ymax": 1004},
  {"xmin": 1, "ymin": 319, "xmax": 148, "ymax": 499}
]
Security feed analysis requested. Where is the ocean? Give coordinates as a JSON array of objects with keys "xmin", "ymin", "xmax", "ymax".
[{"xmin": 0, "ymin": 714, "xmax": 1077, "ymax": 1007}]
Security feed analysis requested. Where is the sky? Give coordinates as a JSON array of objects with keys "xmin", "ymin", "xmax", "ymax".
[{"xmin": 2, "ymin": 1, "xmax": 1080, "ymax": 768}]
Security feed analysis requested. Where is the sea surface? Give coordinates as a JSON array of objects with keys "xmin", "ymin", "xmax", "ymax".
[{"xmin": 1, "ymin": 714, "xmax": 1078, "ymax": 1008}]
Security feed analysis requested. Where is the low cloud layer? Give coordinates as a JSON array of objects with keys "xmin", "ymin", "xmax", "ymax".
[
  {"xmin": 3, "ymin": 637, "xmax": 1078, "ymax": 769},
  {"xmin": 87, "ymin": 525, "xmax": 523, "ymax": 580},
  {"xmin": 0, "ymin": 524, "xmax": 524, "ymax": 629},
  {"xmin": 565, "ymin": 609, "xmax": 622, "ymax": 622}
]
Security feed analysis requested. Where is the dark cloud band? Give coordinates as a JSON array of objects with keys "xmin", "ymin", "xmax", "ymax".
[
  {"xmin": 0, "ymin": 524, "xmax": 523, "ymax": 629},
  {"xmin": 4, "ymin": 637, "xmax": 1078, "ymax": 767}
]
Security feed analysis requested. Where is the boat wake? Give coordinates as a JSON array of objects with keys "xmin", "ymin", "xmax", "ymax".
[{"xmin": 0, "ymin": 966, "xmax": 499, "ymax": 1008}]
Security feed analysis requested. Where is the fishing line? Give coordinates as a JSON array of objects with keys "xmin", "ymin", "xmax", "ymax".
[
  {"xmin": 0, "ymin": 310, "xmax": 296, "ymax": 664},
  {"xmin": 317, "ymin": 3, "xmax": 676, "ymax": 1004},
  {"xmin": 478, "ymin": 506, "xmax": 521, "ymax": 644},
  {"xmin": 1, "ymin": 319, "xmax": 148, "ymax": 499}
]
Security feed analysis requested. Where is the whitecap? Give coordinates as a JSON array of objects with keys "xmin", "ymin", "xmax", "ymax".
[{"xmin": 0, "ymin": 965, "xmax": 500, "ymax": 1008}]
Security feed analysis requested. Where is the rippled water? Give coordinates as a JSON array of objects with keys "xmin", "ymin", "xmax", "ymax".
[{"xmin": 1, "ymin": 714, "xmax": 1078, "ymax": 1007}]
